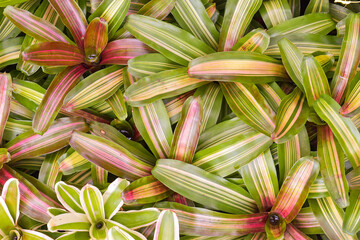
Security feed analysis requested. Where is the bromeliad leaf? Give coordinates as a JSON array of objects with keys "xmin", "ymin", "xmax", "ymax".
[
  {"xmin": 69, "ymin": 131, "xmax": 153, "ymax": 181},
  {"xmin": 106, "ymin": 88, "xmax": 128, "ymax": 121},
  {"xmin": 125, "ymin": 14, "xmax": 216, "ymax": 66},
  {"xmin": 218, "ymin": 0, "xmax": 262, "ymax": 51},
  {"xmin": 169, "ymin": 96, "xmax": 202, "ymax": 163},
  {"xmin": 259, "ymin": 0, "xmax": 292, "ymax": 28},
  {"xmin": 153, "ymin": 210, "xmax": 180, "ymax": 240},
  {"xmin": 4, "ymin": 5, "xmax": 72, "ymax": 44},
  {"xmin": 138, "ymin": 0, "xmax": 176, "ymax": 20},
  {"xmin": 188, "ymin": 51, "xmax": 288, "ymax": 83},
  {"xmin": 313, "ymin": 94, "xmax": 360, "ymax": 168},
  {"xmin": 103, "ymin": 178, "xmax": 129, "ymax": 219},
  {"xmin": 341, "ymin": 71, "xmax": 360, "ymax": 117},
  {"xmin": 55, "ymin": 181, "xmax": 84, "ymax": 213},
  {"xmin": 231, "ymin": 28, "xmax": 270, "ymax": 54},
  {"xmin": 343, "ymin": 191, "xmax": 360, "ymax": 235},
  {"xmin": 84, "ymin": 17, "xmax": 108, "ymax": 64},
  {"xmin": 125, "ymin": 68, "xmax": 207, "ymax": 107},
  {"xmin": 80, "ymin": 184, "xmax": 105, "ymax": 224},
  {"xmin": 0, "ymin": 73, "xmax": 11, "ymax": 145},
  {"xmin": 152, "ymin": 159, "xmax": 258, "ymax": 214}
]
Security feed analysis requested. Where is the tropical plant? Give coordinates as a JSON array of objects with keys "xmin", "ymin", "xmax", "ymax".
[{"xmin": 0, "ymin": 0, "xmax": 359, "ymax": 240}]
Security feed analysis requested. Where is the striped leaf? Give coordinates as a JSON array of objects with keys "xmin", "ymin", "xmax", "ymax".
[
  {"xmin": 0, "ymin": 37, "xmax": 23, "ymax": 69},
  {"xmin": 218, "ymin": 0, "xmax": 262, "ymax": 51},
  {"xmin": 21, "ymin": 230, "xmax": 53, "ymax": 240},
  {"xmin": 83, "ymin": 17, "xmax": 108, "ymax": 64},
  {"xmin": 267, "ymin": 13, "xmax": 335, "ymax": 37},
  {"xmin": 103, "ymin": 178, "xmax": 129, "ymax": 219},
  {"xmin": 271, "ymin": 157, "xmax": 320, "ymax": 223},
  {"xmin": 193, "ymin": 129, "xmax": 273, "ymax": 177},
  {"xmin": 32, "ymin": 65, "xmax": 87, "ymax": 134},
  {"xmin": 100, "ymin": 39, "xmax": 154, "ymax": 65},
  {"xmin": 5, "ymin": 117, "xmax": 88, "ymax": 161},
  {"xmin": 132, "ymin": 100, "xmax": 173, "ymax": 159},
  {"xmin": 266, "ymin": 33, "xmax": 342, "ymax": 58},
  {"xmin": 122, "ymin": 175, "xmax": 172, "ymax": 204},
  {"xmin": 343, "ymin": 191, "xmax": 360, "ymax": 235},
  {"xmin": 308, "ymin": 177, "xmax": 329, "ymax": 199},
  {"xmin": 64, "ymin": 66, "xmax": 124, "ymax": 111},
  {"xmin": 155, "ymin": 201, "xmax": 267, "ymax": 236},
  {"xmin": 54, "ymin": 181, "xmax": 83, "ymax": 213},
  {"xmin": 63, "ymin": 169, "xmax": 92, "ymax": 187},
  {"xmin": 220, "ymin": 82, "xmax": 276, "ymax": 136},
  {"xmin": 152, "ymin": 159, "xmax": 257, "ymax": 214},
  {"xmin": 128, "ymin": 53, "xmax": 182, "ymax": 78},
  {"xmin": 125, "ymin": 14, "xmax": 215, "ymax": 66},
  {"xmin": 309, "ymin": 197, "xmax": 356, "ymax": 240},
  {"xmin": 106, "ymin": 220, "xmax": 147, "ymax": 240},
  {"xmin": 91, "ymin": 164, "xmax": 108, "ymax": 189},
  {"xmin": 169, "ymin": 96, "xmax": 202, "ymax": 163},
  {"xmin": 231, "ymin": 28, "xmax": 270, "ymax": 54},
  {"xmin": 48, "ymin": 0, "xmax": 88, "ymax": 49},
  {"xmin": 106, "ymin": 88, "xmax": 128, "ymax": 121},
  {"xmin": 318, "ymin": 125, "xmax": 349, "ymax": 208},
  {"xmin": 22, "ymin": 42, "xmax": 85, "ymax": 67},
  {"xmin": 0, "ymin": 192, "xmax": 15, "ymax": 236},
  {"xmin": 171, "ymin": 0, "xmax": 219, "ymax": 50},
  {"xmin": 80, "ymin": 184, "xmax": 105, "ymax": 224},
  {"xmin": 347, "ymin": 167, "xmax": 360, "ymax": 190},
  {"xmin": 284, "ymin": 223, "xmax": 312, "ymax": 240},
  {"xmin": 89, "ymin": 122, "xmax": 156, "ymax": 165},
  {"xmin": 47, "ymin": 212, "xmax": 91, "ymax": 231},
  {"xmin": 330, "ymin": 13, "xmax": 360, "ymax": 103},
  {"xmin": 109, "ymin": 227, "xmax": 136, "ymax": 240},
  {"xmin": 305, "ymin": 0, "xmax": 329, "ymax": 14},
  {"xmin": 265, "ymin": 212, "xmax": 287, "ymax": 239},
  {"xmin": 0, "ymin": 0, "xmax": 32, "ymax": 6},
  {"xmin": 0, "ymin": 165, "xmax": 60, "ymax": 223},
  {"xmin": 154, "ymin": 210, "xmax": 179, "ymax": 240},
  {"xmin": 70, "ymin": 131, "xmax": 152, "ymax": 181},
  {"xmin": 38, "ymin": 148, "xmax": 65, "ymax": 189},
  {"xmin": 259, "ymin": 0, "xmax": 292, "ymax": 28},
  {"xmin": 240, "ymin": 150, "xmax": 279, "ymax": 212},
  {"xmin": 194, "ymin": 83, "xmax": 223, "ymax": 133},
  {"xmin": 1, "ymin": 178, "xmax": 19, "ymax": 225},
  {"xmin": 0, "ymin": 73, "xmax": 11, "ymax": 144},
  {"xmin": 4, "ymin": 5, "xmax": 71, "ymax": 44},
  {"xmin": 293, "ymin": 207, "xmax": 324, "ymax": 235},
  {"xmin": 341, "ymin": 72, "xmax": 360, "ymax": 117},
  {"xmin": 111, "ymin": 208, "xmax": 159, "ymax": 229},
  {"xmin": 58, "ymin": 148, "xmax": 90, "ymax": 175},
  {"xmin": 10, "ymin": 99, "xmax": 33, "ymax": 120},
  {"xmin": 258, "ymin": 82, "xmax": 285, "ymax": 113},
  {"xmin": 125, "ymin": 68, "xmax": 206, "ymax": 107},
  {"xmin": 138, "ymin": 0, "xmax": 176, "ymax": 20},
  {"xmin": 165, "ymin": 91, "xmax": 195, "ymax": 125},
  {"xmin": 188, "ymin": 51, "xmax": 288, "ymax": 83},
  {"xmin": 0, "ymin": 148, "xmax": 10, "ymax": 167},
  {"xmin": 272, "ymin": 87, "xmax": 309, "ymax": 143},
  {"xmin": 313, "ymin": 94, "xmax": 360, "ymax": 168},
  {"xmin": 301, "ymin": 55, "xmax": 331, "ymax": 107},
  {"xmin": 88, "ymin": 0, "xmax": 130, "ymax": 39}
]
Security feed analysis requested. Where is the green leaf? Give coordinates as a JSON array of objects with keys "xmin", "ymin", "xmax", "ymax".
[
  {"xmin": 32, "ymin": 65, "xmax": 87, "ymax": 134},
  {"xmin": 105, "ymin": 220, "xmax": 147, "ymax": 240},
  {"xmin": 265, "ymin": 212, "xmax": 286, "ymax": 239},
  {"xmin": 0, "ymin": 0, "xmax": 31, "ymax": 7},
  {"xmin": 155, "ymin": 201, "xmax": 267, "ymax": 236},
  {"xmin": 132, "ymin": 100, "xmax": 173, "ymax": 159},
  {"xmin": 48, "ymin": 0, "xmax": 88, "ymax": 48},
  {"xmin": 292, "ymin": 207, "xmax": 324, "ymax": 235},
  {"xmin": 38, "ymin": 148, "xmax": 65, "ymax": 189},
  {"xmin": 55, "ymin": 181, "xmax": 84, "ymax": 213},
  {"xmin": 267, "ymin": 13, "xmax": 335, "ymax": 37},
  {"xmin": 69, "ymin": 131, "xmax": 153, "ymax": 181},
  {"xmin": 109, "ymin": 227, "xmax": 136, "ymax": 240},
  {"xmin": 240, "ymin": 149, "xmax": 279, "ymax": 212},
  {"xmin": 103, "ymin": 178, "xmax": 129, "ymax": 219},
  {"xmin": 21, "ymin": 229, "xmax": 54, "ymax": 240},
  {"xmin": 171, "ymin": 0, "xmax": 219, "ymax": 50},
  {"xmin": 106, "ymin": 88, "xmax": 128, "ymax": 121},
  {"xmin": 301, "ymin": 55, "xmax": 331, "ymax": 107},
  {"xmin": 284, "ymin": 223, "xmax": 312, "ymax": 240},
  {"xmin": 218, "ymin": 0, "xmax": 262, "ymax": 51},
  {"xmin": 0, "ymin": 37, "xmax": 23, "ymax": 69},
  {"xmin": 88, "ymin": 0, "xmax": 130, "ymax": 39},
  {"xmin": 125, "ymin": 14, "xmax": 215, "ymax": 66},
  {"xmin": 257, "ymin": 82, "xmax": 286, "ymax": 113},
  {"xmin": 165, "ymin": 91, "xmax": 195, "ymax": 125},
  {"xmin": 231, "ymin": 28, "xmax": 270, "ymax": 53},
  {"xmin": 341, "ymin": 71, "xmax": 360, "ymax": 117},
  {"xmin": 309, "ymin": 197, "xmax": 356, "ymax": 240},
  {"xmin": 330, "ymin": 13, "xmax": 360, "ymax": 103},
  {"xmin": 318, "ymin": 125, "xmax": 349, "ymax": 208},
  {"xmin": 343, "ymin": 191, "xmax": 360, "ymax": 235},
  {"xmin": 154, "ymin": 210, "xmax": 179, "ymax": 240},
  {"xmin": 128, "ymin": 53, "xmax": 182, "ymax": 78},
  {"xmin": 111, "ymin": 208, "xmax": 160, "ymax": 229},
  {"xmin": 220, "ymin": 82, "xmax": 276, "ymax": 136},
  {"xmin": 152, "ymin": 159, "xmax": 257, "ymax": 214},
  {"xmin": 1, "ymin": 178, "xmax": 19, "ymax": 224},
  {"xmin": 48, "ymin": 212, "xmax": 91, "ymax": 231},
  {"xmin": 64, "ymin": 66, "xmax": 124, "ymax": 111},
  {"xmin": 80, "ymin": 184, "xmax": 105, "ymax": 224},
  {"xmin": 84, "ymin": 17, "xmax": 108, "ymax": 64},
  {"xmin": 272, "ymin": 87, "xmax": 309, "ymax": 143},
  {"xmin": 138, "ymin": 0, "xmax": 176, "ymax": 20},
  {"xmin": 188, "ymin": 51, "xmax": 288, "ymax": 83},
  {"xmin": 259, "ymin": 0, "xmax": 292, "ymax": 28},
  {"xmin": 91, "ymin": 164, "xmax": 108, "ymax": 189},
  {"xmin": 271, "ymin": 157, "xmax": 319, "ymax": 223},
  {"xmin": 5, "ymin": 117, "xmax": 88, "ymax": 161},
  {"xmin": 122, "ymin": 175, "xmax": 172, "ymax": 204},
  {"xmin": 169, "ymin": 96, "xmax": 202, "ymax": 163},
  {"xmin": 313, "ymin": 94, "xmax": 360, "ymax": 168},
  {"xmin": 0, "ymin": 73, "xmax": 11, "ymax": 144},
  {"xmin": 58, "ymin": 148, "xmax": 90, "ymax": 175},
  {"xmin": 305, "ymin": 0, "xmax": 329, "ymax": 14}
]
